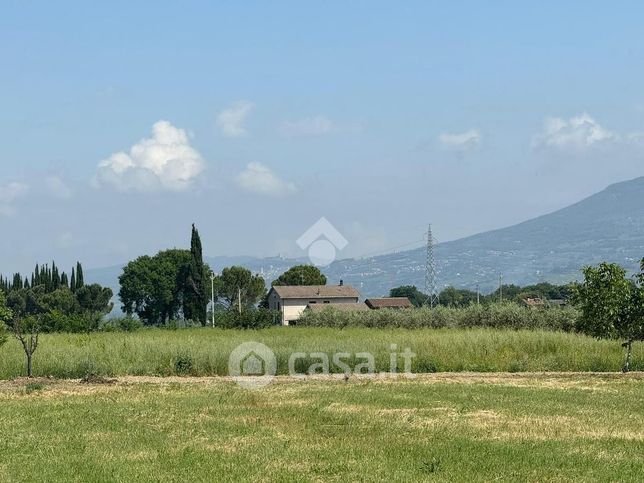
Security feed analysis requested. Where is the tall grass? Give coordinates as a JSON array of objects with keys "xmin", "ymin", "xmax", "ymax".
[
  {"xmin": 298, "ymin": 302, "xmax": 579, "ymax": 331},
  {"xmin": 0, "ymin": 326, "xmax": 638, "ymax": 378}
]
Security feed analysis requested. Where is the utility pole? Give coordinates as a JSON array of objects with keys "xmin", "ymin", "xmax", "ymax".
[
  {"xmin": 238, "ymin": 287, "xmax": 242, "ymax": 315},
  {"xmin": 476, "ymin": 282, "xmax": 480, "ymax": 305},
  {"xmin": 210, "ymin": 272, "xmax": 215, "ymax": 328}
]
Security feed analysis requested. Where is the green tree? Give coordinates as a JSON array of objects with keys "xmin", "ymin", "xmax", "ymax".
[
  {"xmin": 75, "ymin": 262, "xmax": 84, "ymax": 291},
  {"xmin": 119, "ymin": 250, "xmax": 191, "ymax": 325},
  {"xmin": 76, "ymin": 284, "xmax": 114, "ymax": 315},
  {"xmin": 0, "ymin": 291, "xmax": 11, "ymax": 348},
  {"xmin": 439, "ymin": 286, "xmax": 479, "ymax": 307},
  {"xmin": 573, "ymin": 262, "xmax": 642, "ymax": 371},
  {"xmin": 272, "ymin": 265, "xmax": 327, "ymax": 286},
  {"xmin": 490, "ymin": 284, "xmax": 522, "ymax": 302},
  {"xmin": 183, "ymin": 224, "xmax": 207, "ymax": 325},
  {"xmin": 13, "ymin": 315, "xmax": 42, "ymax": 377},
  {"xmin": 215, "ymin": 266, "xmax": 266, "ymax": 312},
  {"xmin": 389, "ymin": 285, "xmax": 427, "ymax": 307},
  {"xmin": 40, "ymin": 287, "xmax": 81, "ymax": 319}
]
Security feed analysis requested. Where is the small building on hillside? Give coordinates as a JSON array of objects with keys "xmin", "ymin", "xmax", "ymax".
[
  {"xmin": 365, "ymin": 297, "xmax": 413, "ymax": 310},
  {"xmin": 267, "ymin": 283, "xmax": 361, "ymax": 325}
]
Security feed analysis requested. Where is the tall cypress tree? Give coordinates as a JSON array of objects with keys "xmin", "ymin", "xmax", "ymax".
[
  {"xmin": 183, "ymin": 224, "xmax": 207, "ymax": 324},
  {"xmin": 76, "ymin": 262, "xmax": 84, "ymax": 291},
  {"xmin": 70, "ymin": 267, "xmax": 76, "ymax": 293}
]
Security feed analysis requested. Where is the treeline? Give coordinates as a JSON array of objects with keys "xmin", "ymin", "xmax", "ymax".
[
  {"xmin": 0, "ymin": 260, "xmax": 113, "ymax": 332},
  {"xmin": 0, "ymin": 261, "xmax": 85, "ymax": 294},
  {"xmin": 389, "ymin": 281, "xmax": 573, "ymax": 308},
  {"xmin": 119, "ymin": 244, "xmax": 332, "ymax": 327}
]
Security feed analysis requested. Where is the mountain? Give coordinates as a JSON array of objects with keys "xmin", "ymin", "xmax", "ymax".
[{"xmin": 87, "ymin": 176, "xmax": 644, "ymax": 301}]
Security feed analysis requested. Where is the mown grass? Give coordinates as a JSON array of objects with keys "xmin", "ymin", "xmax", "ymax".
[
  {"xmin": 0, "ymin": 374, "xmax": 642, "ymax": 481},
  {"xmin": 0, "ymin": 327, "xmax": 641, "ymax": 379}
]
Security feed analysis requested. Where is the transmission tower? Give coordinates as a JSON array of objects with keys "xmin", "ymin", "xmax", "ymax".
[{"xmin": 424, "ymin": 223, "xmax": 439, "ymax": 307}]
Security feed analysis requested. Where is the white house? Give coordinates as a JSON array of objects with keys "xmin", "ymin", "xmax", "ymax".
[{"xmin": 266, "ymin": 283, "xmax": 361, "ymax": 325}]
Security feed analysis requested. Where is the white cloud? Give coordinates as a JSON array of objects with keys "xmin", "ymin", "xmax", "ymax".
[
  {"xmin": 94, "ymin": 120, "xmax": 205, "ymax": 192},
  {"xmin": 236, "ymin": 162, "xmax": 296, "ymax": 197},
  {"xmin": 280, "ymin": 116, "xmax": 335, "ymax": 136},
  {"xmin": 46, "ymin": 175, "xmax": 73, "ymax": 199},
  {"xmin": 216, "ymin": 101, "xmax": 253, "ymax": 137},
  {"xmin": 438, "ymin": 129, "xmax": 481, "ymax": 150},
  {"xmin": 0, "ymin": 181, "xmax": 28, "ymax": 216},
  {"xmin": 533, "ymin": 113, "xmax": 615, "ymax": 150}
]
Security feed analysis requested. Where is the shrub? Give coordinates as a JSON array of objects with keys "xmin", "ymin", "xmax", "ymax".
[
  {"xmin": 101, "ymin": 316, "xmax": 143, "ymax": 332},
  {"xmin": 174, "ymin": 352, "xmax": 194, "ymax": 375},
  {"xmin": 165, "ymin": 319, "xmax": 202, "ymax": 330},
  {"xmin": 214, "ymin": 309, "xmax": 280, "ymax": 329},
  {"xmin": 298, "ymin": 302, "xmax": 579, "ymax": 332},
  {"xmin": 25, "ymin": 381, "xmax": 45, "ymax": 394},
  {"xmin": 41, "ymin": 311, "xmax": 101, "ymax": 333}
]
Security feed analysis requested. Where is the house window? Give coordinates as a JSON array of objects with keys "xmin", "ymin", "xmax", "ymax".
[
  {"xmin": 277, "ymin": 302, "xmax": 281, "ymax": 310},
  {"xmin": 323, "ymin": 300, "xmax": 330, "ymax": 304},
  {"xmin": 309, "ymin": 301, "xmax": 317, "ymax": 304}
]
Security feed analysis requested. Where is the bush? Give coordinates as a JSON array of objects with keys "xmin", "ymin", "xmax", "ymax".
[
  {"xmin": 25, "ymin": 381, "xmax": 45, "ymax": 394},
  {"xmin": 101, "ymin": 316, "xmax": 143, "ymax": 332},
  {"xmin": 298, "ymin": 302, "xmax": 579, "ymax": 332},
  {"xmin": 165, "ymin": 319, "xmax": 203, "ymax": 330},
  {"xmin": 174, "ymin": 352, "xmax": 193, "ymax": 375},
  {"xmin": 214, "ymin": 309, "xmax": 280, "ymax": 329},
  {"xmin": 41, "ymin": 311, "xmax": 101, "ymax": 333}
]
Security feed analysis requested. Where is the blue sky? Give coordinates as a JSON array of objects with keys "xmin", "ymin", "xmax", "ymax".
[{"xmin": 2, "ymin": 1, "xmax": 644, "ymax": 273}]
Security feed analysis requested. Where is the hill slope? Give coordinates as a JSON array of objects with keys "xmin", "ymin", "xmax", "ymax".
[
  {"xmin": 87, "ymin": 176, "xmax": 644, "ymax": 299},
  {"xmin": 322, "ymin": 176, "xmax": 644, "ymax": 295}
]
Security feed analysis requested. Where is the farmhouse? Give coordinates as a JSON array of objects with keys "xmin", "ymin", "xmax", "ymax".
[
  {"xmin": 365, "ymin": 297, "xmax": 413, "ymax": 309},
  {"xmin": 267, "ymin": 283, "xmax": 361, "ymax": 325}
]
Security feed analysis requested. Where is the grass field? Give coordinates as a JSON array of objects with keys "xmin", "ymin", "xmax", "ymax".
[
  {"xmin": 0, "ymin": 374, "xmax": 642, "ymax": 481},
  {"xmin": 0, "ymin": 327, "xmax": 641, "ymax": 379}
]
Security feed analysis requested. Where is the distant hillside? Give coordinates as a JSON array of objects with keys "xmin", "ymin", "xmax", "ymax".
[
  {"xmin": 322, "ymin": 176, "xmax": 644, "ymax": 295},
  {"xmin": 87, "ymin": 176, "xmax": 644, "ymax": 301}
]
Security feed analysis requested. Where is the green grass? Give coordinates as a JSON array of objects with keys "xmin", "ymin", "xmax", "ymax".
[
  {"xmin": 0, "ymin": 327, "xmax": 640, "ymax": 379},
  {"xmin": 0, "ymin": 374, "xmax": 642, "ymax": 481}
]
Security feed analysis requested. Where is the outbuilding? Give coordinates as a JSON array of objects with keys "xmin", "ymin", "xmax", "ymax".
[{"xmin": 364, "ymin": 297, "xmax": 413, "ymax": 309}]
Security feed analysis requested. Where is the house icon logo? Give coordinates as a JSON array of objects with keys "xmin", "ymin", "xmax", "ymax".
[
  {"xmin": 296, "ymin": 217, "xmax": 348, "ymax": 267},
  {"xmin": 228, "ymin": 342, "xmax": 277, "ymax": 390}
]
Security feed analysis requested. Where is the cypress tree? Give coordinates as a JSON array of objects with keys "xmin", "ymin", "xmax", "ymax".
[
  {"xmin": 183, "ymin": 224, "xmax": 207, "ymax": 324},
  {"xmin": 76, "ymin": 262, "xmax": 84, "ymax": 290},
  {"xmin": 12, "ymin": 273, "xmax": 22, "ymax": 290},
  {"xmin": 61, "ymin": 272, "xmax": 69, "ymax": 288},
  {"xmin": 52, "ymin": 261, "xmax": 60, "ymax": 290},
  {"xmin": 70, "ymin": 267, "xmax": 76, "ymax": 293}
]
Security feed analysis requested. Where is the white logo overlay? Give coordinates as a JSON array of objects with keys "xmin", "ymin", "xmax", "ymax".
[
  {"xmin": 228, "ymin": 342, "xmax": 277, "ymax": 390},
  {"xmin": 296, "ymin": 217, "xmax": 348, "ymax": 267},
  {"xmin": 229, "ymin": 342, "xmax": 416, "ymax": 390}
]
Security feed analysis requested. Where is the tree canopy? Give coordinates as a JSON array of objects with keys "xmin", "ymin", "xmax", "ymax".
[
  {"xmin": 215, "ymin": 266, "xmax": 265, "ymax": 311},
  {"xmin": 119, "ymin": 249, "xmax": 192, "ymax": 325},
  {"xmin": 272, "ymin": 265, "xmax": 327, "ymax": 286},
  {"xmin": 573, "ymin": 261, "xmax": 644, "ymax": 371},
  {"xmin": 389, "ymin": 285, "xmax": 427, "ymax": 307}
]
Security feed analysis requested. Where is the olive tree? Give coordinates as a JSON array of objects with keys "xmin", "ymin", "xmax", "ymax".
[{"xmin": 573, "ymin": 262, "xmax": 644, "ymax": 372}]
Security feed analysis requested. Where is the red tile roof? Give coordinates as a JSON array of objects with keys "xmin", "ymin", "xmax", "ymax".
[{"xmin": 365, "ymin": 297, "xmax": 413, "ymax": 309}]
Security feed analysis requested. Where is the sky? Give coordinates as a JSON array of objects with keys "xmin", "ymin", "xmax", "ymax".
[{"xmin": 2, "ymin": 0, "xmax": 644, "ymax": 274}]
